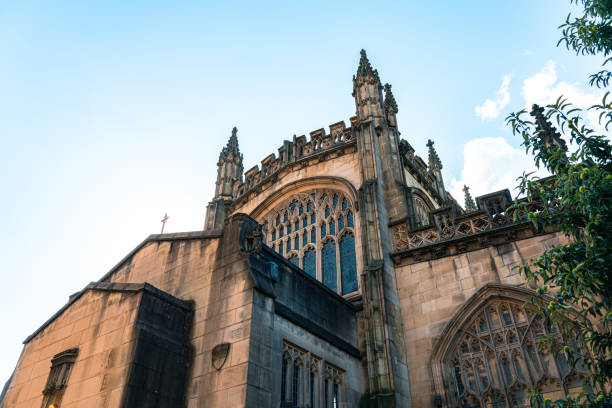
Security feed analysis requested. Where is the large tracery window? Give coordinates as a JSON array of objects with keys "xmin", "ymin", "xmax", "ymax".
[
  {"xmin": 433, "ymin": 288, "xmax": 585, "ymax": 408},
  {"xmin": 263, "ymin": 189, "xmax": 359, "ymax": 295}
]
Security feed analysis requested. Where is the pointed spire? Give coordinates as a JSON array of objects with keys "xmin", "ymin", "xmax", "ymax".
[
  {"xmin": 426, "ymin": 139, "xmax": 442, "ymax": 170},
  {"xmin": 384, "ymin": 83, "xmax": 398, "ymax": 114},
  {"xmin": 355, "ymin": 49, "xmax": 380, "ymax": 82},
  {"xmin": 463, "ymin": 185, "xmax": 477, "ymax": 211},
  {"xmin": 220, "ymin": 126, "xmax": 242, "ymax": 160},
  {"xmin": 530, "ymin": 104, "xmax": 567, "ymax": 151}
]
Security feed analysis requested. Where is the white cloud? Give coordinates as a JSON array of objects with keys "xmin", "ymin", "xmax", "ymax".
[
  {"xmin": 452, "ymin": 61, "xmax": 607, "ymax": 208},
  {"xmin": 449, "ymin": 137, "xmax": 549, "ymax": 204},
  {"xmin": 522, "ymin": 60, "xmax": 604, "ymax": 128},
  {"xmin": 524, "ymin": 49, "xmax": 534, "ymax": 56},
  {"xmin": 475, "ymin": 74, "xmax": 513, "ymax": 121}
]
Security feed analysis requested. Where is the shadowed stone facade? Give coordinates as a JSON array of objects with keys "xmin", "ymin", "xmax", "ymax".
[{"xmin": 1, "ymin": 51, "xmax": 569, "ymax": 408}]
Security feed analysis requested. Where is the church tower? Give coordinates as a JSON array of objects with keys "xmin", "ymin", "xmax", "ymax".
[
  {"xmin": 353, "ymin": 50, "xmax": 412, "ymax": 407},
  {"xmin": 204, "ymin": 127, "xmax": 243, "ymax": 230}
]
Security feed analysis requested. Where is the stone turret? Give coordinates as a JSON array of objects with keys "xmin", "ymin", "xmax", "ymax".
[
  {"xmin": 383, "ymin": 83, "xmax": 398, "ymax": 127},
  {"xmin": 530, "ymin": 104, "xmax": 568, "ymax": 152},
  {"xmin": 214, "ymin": 127, "xmax": 244, "ymax": 199},
  {"xmin": 463, "ymin": 185, "xmax": 477, "ymax": 212},
  {"xmin": 352, "ymin": 50, "xmax": 384, "ymax": 120},
  {"xmin": 427, "ymin": 139, "xmax": 448, "ymax": 202},
  {"xmin": 204, "ymin": 127, "xmax": 244, "ymax": 230}
]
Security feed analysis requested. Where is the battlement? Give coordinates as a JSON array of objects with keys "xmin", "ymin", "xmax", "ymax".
[{"xmin": 232, "ymin": 117, "xmax": 358, "ymax": 203}]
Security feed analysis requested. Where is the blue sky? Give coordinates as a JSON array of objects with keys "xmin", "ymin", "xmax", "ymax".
[{"xmin": 0, "ymin": 1, "xmax": 605, "ymax": 383}]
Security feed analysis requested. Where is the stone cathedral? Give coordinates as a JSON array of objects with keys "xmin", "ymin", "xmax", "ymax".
[{"xmin": 0, "ymin": 51, "xmax": 582, "ymax": 408}]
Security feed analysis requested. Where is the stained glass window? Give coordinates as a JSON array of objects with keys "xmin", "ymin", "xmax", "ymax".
[
  {"xmin": 340, "ymin": 233, "xmax": 358, "ymax": 294},
  {"xmin": 322, "ymin": 240, "xmax": 337, "ymax": 291},
  {"xmin": 288, "ymin": 254, "xmax": 299, "ymax": 267},
  {"xmin": 303, "ymin": 248, "xmax": 316, "ymax": 278},
  {"xmin": 263, "ymin": 189, "xmax": 358, "ymax": 295}
]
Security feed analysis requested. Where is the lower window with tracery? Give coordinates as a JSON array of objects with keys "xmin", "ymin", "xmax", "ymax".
[
  {"xmin": 262, "ymin": 189, "xmax": 359, "ymax": 295},
  {"xmin": 281, "ymin": 341, "xmax": 345, "ymax": 408},
  {"xmin": 437, "ymin": 298, "xmax": 585, "ymax": 408}
]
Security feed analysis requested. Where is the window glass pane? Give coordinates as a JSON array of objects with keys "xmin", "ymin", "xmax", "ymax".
[
  {"xmin": 272, "ymin": 230, "xmax": 276, "ymax": 241},
  {"xmin": 294, "ymin": 236, "xmax": 299, "ymax": 251},
  {"xmin": 347, "ymin": 210, "xmax": 354, "ymax": 228},
  {"xmin": 307, "ymin": 201, "xmax": 313, "ymax": 212},
  {"xmin": 340, "ymin": 233, "xmax": 358, "ymax": 294},
  {"xmin": 292, "ymin": 363, "xmax": 299, "ymax": 404},
  {"xmin": 341, "ymin": 198, "xmax": 348, "ymax": 211},
  {"xmin": 338, "ymin": 216, "xmax": 345, "ymax": 231},
  {"xmin": 310, "ymin": 371, "xmax": 315, "ymax": 408},
  {"xmin": 287, "ymin": 239, "xmax": 291, "ymax": 251},
  {"xmin": 288, "ymin": 255, "xmax": 299, "ymax": 267},
  {"xmin": 321, "ymin": 223, "xmax": 326, "ymax": 238},
  {"xmin": 325, "ymin": 206, "xmax": 330, "ymax": 219},
  {"xmin": 303, "ymin": 248, "xmax": 316, "ymax": 278},
  {"xmin": 310, "ymin": 213, "xmax": 316, "ymax": 225},
  {"xmin": 283, "ymin": 212, "xmax": 288, "ymax": 222},
  {"xmin": 311, "ymin": 228, "xmax": 316, "ymax": 244},
  {"xmin": 279, "ymin": 241, "xmax": 283, "ymax": 255},
  {"xmin": 303, "ymin": 232, "xmax": 308, "ymax": 246},
  {"xmin": 322, "ymin": 240, "xmax": 337, "ymax": 291},
  {"xmin": 333, "ymin": 194, "xmax": 338, "ymax": 209},
  {"xmin": 276, "ymin": 215, "xmax": 280, "ymax": 226},
  {"xmin": 281, "ymin": 359, "xmax": 287, "ymax": 402},
  {"xmin": 329, "ymin": 220, "xmax": 336, "ymax": 236}
]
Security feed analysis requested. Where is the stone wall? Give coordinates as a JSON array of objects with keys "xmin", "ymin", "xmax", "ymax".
[
  {"xmin": 102, "ymin": 226, "xmax": 256, "ymax": 407},
  {"xmin": 2, "ymin": 287, "xmax": 145, "ymax": 408},
  {"xmin": 395, "ymin": 231, "xmax": 566, "ymax": 408}
]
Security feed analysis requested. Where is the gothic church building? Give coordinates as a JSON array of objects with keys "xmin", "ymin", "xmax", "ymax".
[{"xmin": 0, "ymin": 51, "xmax": 580, "ymax": 408}]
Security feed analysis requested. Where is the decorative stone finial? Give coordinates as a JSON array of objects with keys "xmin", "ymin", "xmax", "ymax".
[
  {"xmin": 463, "ymin": 185, "xmax": 477, "ymax": 211},
  {"xmin": 384, "ymin": 83, "xmax": 398, "ymax": 114},
  {"xmin": 220, "ymin": 126, "xmax": 242, "ymax": 160},
  {"xmin": 355, "ymin": 49, "xmax": 380, "ymax": 82},
  {"xmin": 530, "ymin": 104, "xmax": 567, "ymax": 151},
  {"xmin": 427, "ymin": 139, "xmax": 442, "ymax": 170}
]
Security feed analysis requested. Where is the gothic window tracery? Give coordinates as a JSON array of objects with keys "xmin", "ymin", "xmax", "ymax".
[
  {"xmin": 281, "ymin": 341, "xmax": 344, "ymax": 408},
  {"xmin": 263, "ymin": 189, "xmax": 359, "ymax": 295},
  {"xmin": 413, "ymin": 195, "xmax": 431, "ymax": 228},
  {"xmin": 435, "ymin": 297, "xmax": 584, "ymax": 407}
]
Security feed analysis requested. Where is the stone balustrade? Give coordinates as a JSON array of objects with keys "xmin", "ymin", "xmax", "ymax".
[{"xmin": 391, "ymin": 189, "xmax": 525, "ymax": 252}]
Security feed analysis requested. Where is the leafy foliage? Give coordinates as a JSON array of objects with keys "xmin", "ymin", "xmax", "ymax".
[
  {"xmin": 558, "ymin": 0, "xmax": 612, "ymax": 87},
  {"xmin": 503, "ymin": 2, "xmax": 612, "ymax": 406},
  {"xmin": 506, "ymin": 95, "xmax": 612, "ymax": 406}
]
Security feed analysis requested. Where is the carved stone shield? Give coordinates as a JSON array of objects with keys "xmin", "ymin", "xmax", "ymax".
[{"xmin": 212, "ymin": 343, "xmax": 230, "ymax": 370}]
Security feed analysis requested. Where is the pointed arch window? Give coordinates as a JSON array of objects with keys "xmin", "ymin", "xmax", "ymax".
[
  {"xmin": 263, "ymin": 189, "xmax": 359, "ymax": 295},
  {"xmin": 432, "ymin": 285, "xmax": 587, "ymax": 408}
]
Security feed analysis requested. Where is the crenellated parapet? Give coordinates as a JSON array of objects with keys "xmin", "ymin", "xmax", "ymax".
[{"xmin": 232, "ymin": 118, "xmax": 358, "ymax": 206}]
